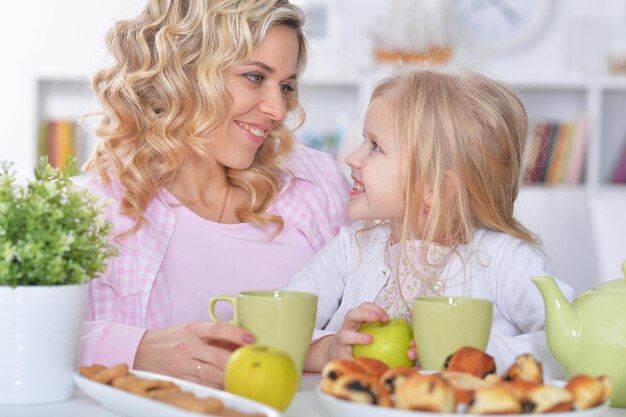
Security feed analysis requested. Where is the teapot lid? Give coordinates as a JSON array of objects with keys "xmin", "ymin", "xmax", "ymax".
[{"xmin": 594, "ymin": 261, "xmax": 626, "ymax": 294}]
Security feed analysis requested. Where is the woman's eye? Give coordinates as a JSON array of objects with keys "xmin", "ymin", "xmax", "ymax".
[
  {"xmin": 245, "ymin": 73, "xmax": 264, "ymax": 84},
  {"xmin": 280, "ymin": 83, "xmax": 295, "ymax": 93},
  {"xmin": 370, "ymin": 141, "xmax": 382, "ymax": 152}
]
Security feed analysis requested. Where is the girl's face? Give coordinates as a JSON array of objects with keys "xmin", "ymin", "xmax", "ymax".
[
  {"xmin": 205, "ymin": 25, "xmax": 299, "ymax": 169},
  {"xmin": 345, "ymin": 95, "xmax": 405, "ymax": 233}
]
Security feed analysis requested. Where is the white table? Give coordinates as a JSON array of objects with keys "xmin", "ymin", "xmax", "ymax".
[{"xmin": 0, "ymin": 375, "xmax": 623, "ymax": 417}]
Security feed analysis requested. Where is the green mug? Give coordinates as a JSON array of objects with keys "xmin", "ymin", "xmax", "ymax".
[
  {"xmin": 412, "ymin": 296, "xmax": 493, "ymax": 371},
  {"xmin": 208, "ymin": 290, "xmax": 317, "ymax": 380}
]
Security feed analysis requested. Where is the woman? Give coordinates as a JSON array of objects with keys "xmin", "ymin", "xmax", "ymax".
[{"xmin": 80, "ymin": 0, "xmax": 349, "ymax": 388}]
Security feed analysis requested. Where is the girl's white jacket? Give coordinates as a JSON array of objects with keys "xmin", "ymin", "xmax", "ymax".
[{"xmin": 284, "ymin": 222, "xmax": 576, "ymax": 379}]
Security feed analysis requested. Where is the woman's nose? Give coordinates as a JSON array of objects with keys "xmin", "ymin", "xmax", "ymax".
[{"xmin": 259, "ymin": 88, "xmax": 288, "ymax": 122}]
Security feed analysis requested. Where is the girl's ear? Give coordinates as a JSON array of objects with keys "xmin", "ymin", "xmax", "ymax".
[
  {"xmin": 441, "ymin": 170, "xmax": 458, "ymax": 201},
  {"xmin": 423, "ymin": 171, "xmax": 457, "ymax": 207},
  {"xmin": 423, "ymin": 186, "xmax": 433, "ymax": 208}
]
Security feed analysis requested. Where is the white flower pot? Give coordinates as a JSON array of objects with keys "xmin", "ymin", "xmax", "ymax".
[{"xmin": 0, "ymin": 284, "xmax": 86, "ymax": 404}]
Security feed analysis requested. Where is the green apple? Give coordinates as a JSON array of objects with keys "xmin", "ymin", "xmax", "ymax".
[
  {"xmin": 352, "ymin": 318, "xmax": 415, "ymax": 368},
  {"xmin": 224, "ymin": 344, "xmax": 298, "ymax": 411}
]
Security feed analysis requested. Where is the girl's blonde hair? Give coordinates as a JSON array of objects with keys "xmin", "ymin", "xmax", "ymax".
[
  {"xmin": 371, "ymin": 69, "xmax": 537, "ymax": 247},
  {"xmin": 84, "ymin": 0, "xmax": 307, "ymax": 236}
]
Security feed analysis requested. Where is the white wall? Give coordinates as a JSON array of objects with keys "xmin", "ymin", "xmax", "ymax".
[
  {"xmin": 1, "ymin": 0, "xmax": 624, "ymax": 291},
  {"xmin": 0, "ymin": 1, "xmax": 144, "ymax": 179},
  {"xmin": 3, "ymin": 0, "xmax": 626, "ymax": 176}
]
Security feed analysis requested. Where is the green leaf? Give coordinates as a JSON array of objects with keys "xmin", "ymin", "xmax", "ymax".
[{"xmin": 0, "ymin": 158, "xmax": 118, "ymax": 287}]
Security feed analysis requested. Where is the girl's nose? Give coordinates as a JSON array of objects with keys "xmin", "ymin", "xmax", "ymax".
[{"xmin": 345, "ymin": 147, "xmax": 362, "ymax": 169}]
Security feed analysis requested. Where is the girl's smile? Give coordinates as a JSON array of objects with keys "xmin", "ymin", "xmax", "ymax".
[{"xmin": 350, "ymin": 178, "xmax": 365, "ymax": 195}]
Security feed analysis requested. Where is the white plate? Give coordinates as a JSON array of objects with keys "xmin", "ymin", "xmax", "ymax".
[
  {"xmin": 316, "ymin": 385, "xmax": 610, "ymax": 417},
  {"xmin": 74, "ymin": 370, "xmax": 280, "ymax": 417}
]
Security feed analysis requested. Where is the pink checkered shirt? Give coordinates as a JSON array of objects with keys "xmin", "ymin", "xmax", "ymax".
[{"xmin": 79, "ymin": 146, "xmax": 350, "ymax": 367}]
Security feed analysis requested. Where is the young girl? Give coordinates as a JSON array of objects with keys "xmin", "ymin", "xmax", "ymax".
[{"xmin": 284, "ymin": 69, "xmax": 575, "ymax": 379}]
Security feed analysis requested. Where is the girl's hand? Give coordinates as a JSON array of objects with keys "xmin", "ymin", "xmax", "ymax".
[
  {"xmin": 133, "ymin": 321, "xmax": 255, "ymax": 389},
  {"xmin": 408, "ymin": 338, "xmax": 419, "ymax": 363},
  {"xmin": 326, "ymin": 302, "xmax": 388, "ymax": 361}
]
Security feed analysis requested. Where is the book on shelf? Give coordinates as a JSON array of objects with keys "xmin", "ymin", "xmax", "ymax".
[
  {"xmin": 523, "ymin": 119, "xmax": 588, "ymax": 185},
  {"xmin": 614, "ymin": 136, "xmax": 626, "ymax": 184},
  {"xmin": 38, "ymin": 119, "xmax": 78, "ymax": 171}
]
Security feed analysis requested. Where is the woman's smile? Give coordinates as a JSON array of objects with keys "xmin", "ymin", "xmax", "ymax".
[{"xmin": 235, "ymin": 120, "xmax": 268, "ymax": 145}]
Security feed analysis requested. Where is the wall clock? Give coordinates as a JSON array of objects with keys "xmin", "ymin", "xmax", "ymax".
[{"xmin": 451, "ymin": 0, "xmax": 555, "ymax": 54}]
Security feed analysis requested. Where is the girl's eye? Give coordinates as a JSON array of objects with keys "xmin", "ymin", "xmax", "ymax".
[
  {"xmin": 245, "ymin": 73, "xmax": 264, "ymax": 84},
  {"xmin": 370, "ymin": 141, "xmax": 382, "ymax": 153}
]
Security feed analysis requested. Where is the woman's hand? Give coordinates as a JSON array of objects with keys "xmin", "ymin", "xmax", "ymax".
[
  {"xmin": 133, "ymin": 321, "xmax": 255, "ymax": 389},
  {"xmin": 327, "ymin": 302, "xmax": 388, "ymax": 362}
]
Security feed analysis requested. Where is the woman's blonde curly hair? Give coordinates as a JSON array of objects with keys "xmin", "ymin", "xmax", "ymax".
[{"xmin": 84, "ymin": 0, "xmax": 307, "ymax": 237}]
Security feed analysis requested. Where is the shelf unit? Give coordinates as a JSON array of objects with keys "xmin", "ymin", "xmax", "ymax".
[
  {"xmin": 299, "ymin": 71, "xmax": 626, "ymax": 294},
  {"xmin": 37, "ymin": 70, "xmax": 626, "ymax": 190},
  {"xmin": 299, "ymin": 71, "xmax": 626, "ymax": 189},
  {"xmin": 36, "ymin": 71, "xmax": 626, "ymax": 293}
]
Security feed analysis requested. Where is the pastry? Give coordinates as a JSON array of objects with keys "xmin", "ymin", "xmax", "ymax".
[
  {"xmin": 565, "ymin": 375, "xmax": 609, "ymax": 409},
  {"xmin": 353, "ymin": 357, "xmax": 390, "ymax": 379},
  {"xmin": 441, "ymin": 371, "xmax": 492, "ymax": 404},
  {"xmin": 326, "ymin": 373, "xmax": 392, "ymax": 407},
  {"xmin": 501, "ymin": 354, "xmax": 544, "ymax": 384},
  {"xmin": 379, "ymin": 367, "xmax": 416, "ymax": 394},
  {"xmin": 444, "ymin": 346, "xmax": 496, "ymax": 378},
  {"xmin": 90, "ymin": 363, "xmax": 129, "ymax": 384},
  {"xmin": 395, "ymin": 373, "xmax": 456, "ymax": 412},
  {"xmin": 79, "ymin": 363, "xmax": 265, "ymax": 417},
  {"xmin": 79, "ymin": 364, "xmax": 106, "ymax": 379},
  {"xmin": 527, "ymin": 384, "xmax": 574, "ymax": 413},
  {"xmin": 320, "ymin": 359, "xmax": 370, "ymax": 393},
  {"xmin": 599, "ymin": 375, "xmax": 613, "ymax": 402},
  {"xmin": 467, "ymin": 385, "xmax": 522, "ymax": 414},
  {"xmin": 498, "ymin": 379, "xmax": 540, "ymax": 405}
]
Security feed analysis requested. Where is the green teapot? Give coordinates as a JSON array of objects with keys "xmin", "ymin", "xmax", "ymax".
[{"xmin": 532, "ymin": 261, "xmax": 626, "ymax": 408}]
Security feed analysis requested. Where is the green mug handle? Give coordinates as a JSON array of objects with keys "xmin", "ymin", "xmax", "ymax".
[{"xmin": 208, "ymin": 296, "xmax": 238, "ymax": 325}]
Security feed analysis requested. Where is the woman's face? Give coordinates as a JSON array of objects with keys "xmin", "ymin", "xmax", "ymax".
[{"xmin": 205, "ymin": 24, "xmax": 299, "ymax": 170}]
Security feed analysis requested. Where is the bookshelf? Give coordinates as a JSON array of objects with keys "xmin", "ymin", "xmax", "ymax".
[
  {"xmin": 295, "ymin": 72, "xmax": 626, "ymax": 293},
  {"xmin": 36, "ymin": 73, "xmax": 626, "ymax": 190},
  {"xmin": 33, "ymin": 70, "xmax": 626, "ymax": 294},
  {"xmin": 37, "ymin": 79, "xmax": 99, "ymax": 169}
]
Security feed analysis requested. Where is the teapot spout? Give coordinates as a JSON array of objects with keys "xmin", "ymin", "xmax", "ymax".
[{"xmin": 531, "ymin": 276, "xmax": 578, "ymax": 370}]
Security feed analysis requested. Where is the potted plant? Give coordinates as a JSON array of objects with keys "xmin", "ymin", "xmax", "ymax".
[{"xmin": 0, "ymin": 157, "xmax": 117, "ymax": 404}]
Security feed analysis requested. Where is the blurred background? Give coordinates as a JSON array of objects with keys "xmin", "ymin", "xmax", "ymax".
[{"xmin": 1, "ymin": 0, "xmax": 625, "ymax": 293}]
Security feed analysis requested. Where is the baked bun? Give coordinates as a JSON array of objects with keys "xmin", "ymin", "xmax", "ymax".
[
  {"xmin": 498, "ymin": 380, "xmax": 540, "ymax": 405},
  {"xmin": 527, "ymin": 385, "xmax": 574, "ymax": 413},
  {"xmin": 395, "ymin": 373, "xmax": 456, "ymax": 412},
  {"xmin": 326, "ymin": 373, "xmax": 392, "ymax": 407},
  {"xmin": 599, "ymin": 375, "xmax": 613, "ymax": 402},
  {"xmin": 467, "ymin": 386, "xmax": 522, "ymax": 414},
  {"xmin": 441, "ymin": 371, "xmax": 492, "ymax": 404},
  {"xmin": 379, "ymin": 367, "xmax": 416, "ymax": 394},
  {"xmin": 444, "ymin": 346, "xmax": 496, "ymax": 378},
  {"xmin": 565, "ymin": 375, "xmax": 610, "ymax": 410},
  {"xmin": 502, "ymin": 354, "xmax": 544, "ymax": 384},
  {"xmin": 354, "ymin": 357, "xmax": 390, "ymax": 379},
  {"xmin": 320, "ymin": 359, "xmax": 368, "ymax": 393}
]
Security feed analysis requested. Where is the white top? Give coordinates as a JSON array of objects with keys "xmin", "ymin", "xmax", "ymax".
[{"xmin": 284, "ymin": 222, "xmax": 576, "ymax": 379}]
